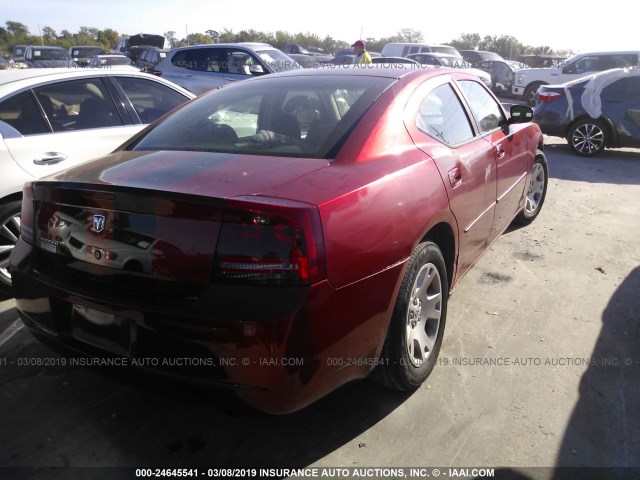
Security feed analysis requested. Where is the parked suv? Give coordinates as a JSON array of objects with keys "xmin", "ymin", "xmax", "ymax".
[
  {"xmin": 137, "ymin": 48, "xmax": 168, "ymax": 73},
  {"xmin": 513, "ymin": 50, "xmax": 640, "ymax": 105},
  {"xmin": 155, "ymin": 43, "xmax": 300, "ymax": 95},
  {"xmin": 23, "ymin": 46, "xmax": 74, "ymax": 68},
  {"xmin": 113, "ymin": 34, "xmax": 165, "ymax": 62}
]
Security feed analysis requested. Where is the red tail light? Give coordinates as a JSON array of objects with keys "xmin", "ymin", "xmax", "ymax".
[
  {"xmin": 20, "ymin": 183, "xmax": 35, "ymax": 245},
  {"xmin": 215, "ymin": 197, "xmax": 325, "ymax": 285},
  {"xmin": 538, "ymin": 91, "xmax": 564, "ymax": 103},
  {"xmin": 152, "ymin": 70, "xmax": 162, "ymax": 76}
]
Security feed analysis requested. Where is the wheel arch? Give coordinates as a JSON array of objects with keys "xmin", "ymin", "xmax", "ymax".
[
  {"xmin": 565, "ymin": 115, "xmax": 616, "ymax": 147},
  {"xmin": 421, "ymin": 221, "xmax": 456, "ymax": 292},
  {"xmin": 1, "ymin": 191, "xmax": 23, "ymax": 207}
]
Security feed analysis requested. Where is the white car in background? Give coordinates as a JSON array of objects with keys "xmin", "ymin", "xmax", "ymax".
[{"xmin": 0, "ymin": 68, "xmax": 195, "ymax": 289}]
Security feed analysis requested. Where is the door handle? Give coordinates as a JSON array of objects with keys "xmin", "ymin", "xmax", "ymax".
[
  {"xmin": 494, "ymin": 144, "xmax": 505, "ymax": 160},
  {"xmin": 448, "ymin": 167, "xmax": 462, "ymax": 188},
  {"xmin": 33, "ymin": 152, "xmax": 68, "ymax": 165}
]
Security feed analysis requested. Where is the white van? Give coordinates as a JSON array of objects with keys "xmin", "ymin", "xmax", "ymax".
[{"xmin": 381, "ymin": 43, "xmax": 461, "ymax": 59}]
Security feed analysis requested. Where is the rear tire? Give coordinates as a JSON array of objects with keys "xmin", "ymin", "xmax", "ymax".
[
  {"xmin": 372, "ymin": 241, "xmax": 448, "ymax": 391},
  {"xmin": 567, "ymin": 118, "xmax": 607, "ymax": 156},
  {"xmin": 0, "ymin": 200, "xmax": 22, "ymax": 291}
]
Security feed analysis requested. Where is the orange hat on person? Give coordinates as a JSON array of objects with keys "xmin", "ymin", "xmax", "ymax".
[{"xmin": 351, "ymin": 40, "xmax": 366, "ymax": 48}]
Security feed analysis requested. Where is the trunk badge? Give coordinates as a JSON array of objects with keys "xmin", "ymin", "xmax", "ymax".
[{"xmin": 93, "ymin": 215, "xmax": 106, "ymax": 233}]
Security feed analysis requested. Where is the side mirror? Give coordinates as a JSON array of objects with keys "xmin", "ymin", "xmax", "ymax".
[
  {"xmin": 509, "ymin": 104, "xmax": 533, "ymax": 124},
  {"xmin": 249, "ymin": 64, "xmax": 265, "ymax": 75}
]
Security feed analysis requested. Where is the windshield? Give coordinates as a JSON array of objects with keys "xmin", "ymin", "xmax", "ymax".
[
  {"xmin": 256, "ymin": 49, "xmax": 301, "ymax": 72},
  {"xmin": 32, "ymin": 49, "xmax": 71, "ymax": 60},
  {"xmin": 106, "ymin": 56, "xmax": 133, "ymax": 65},
  {"xmin": 72, "ymin": 47, "xmax": 104, "ymax": 57},
  {"xmin": 131, "ymin": 75, "xmax": 394, "ymax": 159}
]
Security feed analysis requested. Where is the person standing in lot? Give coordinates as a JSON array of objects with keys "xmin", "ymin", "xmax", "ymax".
[{"xmin": 352, "ymin": 40, "xmax": 372, "ymax": 65}]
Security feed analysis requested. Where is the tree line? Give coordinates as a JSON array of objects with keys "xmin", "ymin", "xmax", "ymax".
[{"xmin": 0, "ymin": 21, "xmax": 572, "ymax": 60}]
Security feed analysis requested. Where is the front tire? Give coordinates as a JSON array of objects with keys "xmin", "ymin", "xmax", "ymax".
[
  {"xmin": 568, "ymin": 118, "xmax": 607, "ymax": 156},
  {"xmin": 524, "ymin": 82, "xmax": 545, "ymax": 106},
  {"xmin": 514, "ymin": 150, "xmax": 548, "ymax": 226},
  {"xmin": 372, "ymin": 242, "xmax": 448, "ymax": 391},
  {"xmin": 0, "ymin": 200, "xmax": 22, "ymax": 290}
]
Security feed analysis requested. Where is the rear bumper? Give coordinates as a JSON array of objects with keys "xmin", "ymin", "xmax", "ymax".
[
  {"xmin": 533, "ymin": 108, "xmax": 570, "ymax": 138},
  {"xmin": 11, "ymin": 238, "xmax": 402, "ymax": 414}
]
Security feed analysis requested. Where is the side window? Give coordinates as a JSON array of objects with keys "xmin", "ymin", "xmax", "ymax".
[
  {"xmin": 607, "ymin": 54, "xmax": 639, "ymax": 69},
  {"xmin": 225, "ymin": 49, "xmax": 260, "ymax": 76},
  {"xmin": 33, "ymin": 79, "xmax": 122, "ymax": 131},
  {"xmin": 458, "ymin": 80, "xmax": 505, "ymax": 134},
  {"xmin": 113, "ymin": 77, "xmax": 189, "ymax": 124},
  {"xmin": 574, "ymin": 56, "xmax": 601, "ymax": 74},
  {"xmin": 172, "ymin": 49, "xmax": 206, "ymax": 71},
  {"xmin": 416, "ymin": 83, "xmax": 474, "ymax": 146},
  {"xmin": 626, "ymin": 76, "xmax": 640, "ymax": 95},
  {"xmin": 0, "ymin": 91, "xmax": 49, "ymax": 135}
]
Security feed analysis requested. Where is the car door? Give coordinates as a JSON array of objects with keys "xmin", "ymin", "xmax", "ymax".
[
  {"xmin": 168, "ymin": 47, "xmax": 226, "ymax": 95},
  {"xmin": 602, "ymin": 76, "xmax": 640, "ymax": 147},
  {"xmin": 456, "ymin": 78, "xmax": 529, "ymax": 241},
  {"xmin": 404, "ymin": 75, "xmax": 498, "ymax": 277},
  {"xmin": 0, "ymin": 77, "xmax": 141, "ymax": 180}
]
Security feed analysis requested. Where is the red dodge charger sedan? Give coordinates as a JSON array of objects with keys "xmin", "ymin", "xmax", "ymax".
[{"xmin": 10, "ymin": 66, "xmax": 547, "ymax": 413}]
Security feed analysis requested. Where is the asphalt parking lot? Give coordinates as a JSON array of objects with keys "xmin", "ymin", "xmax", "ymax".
[{"xmin": 0, "ymin": 136, "xmax": 639, "ymax": 480}]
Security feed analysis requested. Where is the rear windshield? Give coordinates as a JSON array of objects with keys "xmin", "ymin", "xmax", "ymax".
[
  {"xmin": 32, "ymin": 49, "xmax": 71, "ymax": 60},
  {"xmin": 72, "ymin": 47, "xmax": 104, "ymax": 57},
  {"xmin": 131, "ymin": 75, "xmax": 394, "ymax": 159}
]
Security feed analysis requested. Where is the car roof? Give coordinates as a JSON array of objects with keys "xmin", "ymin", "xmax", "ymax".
[
  {"xmin": 170, "ymin": 42, "xmax": 275, "ymax": 52},
  {"xmin": 409, "ymin": 52, "xmax": 457, "ymax": 58},
  {"xmin": 0, "ymin": 68, "xmax": 195, "ymax": 99}
]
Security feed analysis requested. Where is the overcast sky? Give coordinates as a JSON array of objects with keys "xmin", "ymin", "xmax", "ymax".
[{"xmin": 5, "ymin": 0, "xmax": 636, "ymax": 53}]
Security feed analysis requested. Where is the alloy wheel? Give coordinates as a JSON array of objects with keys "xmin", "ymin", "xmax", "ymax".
[
  {"xmin": 405, "ymin": 262, "xmax": 442, "ymax": 367},
  {"xmin": 0, "ymin": 211, "xmax": 21, "ymax": 286},
  {"xmin": 572, "ymin": 122, "xmax": 605, "ymax": 155}
]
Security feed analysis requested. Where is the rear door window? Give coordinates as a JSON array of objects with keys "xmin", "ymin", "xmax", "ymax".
[{"xmin": 33, "ymin": 78, "xmax": 123, "ymax": 131}]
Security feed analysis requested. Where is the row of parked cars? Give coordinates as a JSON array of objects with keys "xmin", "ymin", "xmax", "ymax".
[{"xmin": 7, "ymin": 40, "xmax": 165, "ymax": 73}]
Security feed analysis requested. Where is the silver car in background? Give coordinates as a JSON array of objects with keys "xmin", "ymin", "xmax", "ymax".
[{"xmin": 154, "ymin": 43, "xmax": 300, "ymax": 95}]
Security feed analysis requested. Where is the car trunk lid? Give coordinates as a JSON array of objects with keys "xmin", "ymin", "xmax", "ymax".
[{"xmin": 33, "ymin": 150, "xmax": 328, "ymax": 290}]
